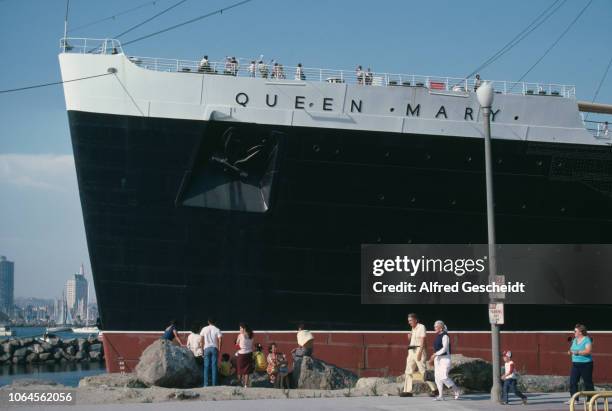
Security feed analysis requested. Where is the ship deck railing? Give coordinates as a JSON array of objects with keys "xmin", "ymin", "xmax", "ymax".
[{"xmin": 59, "ymin": 37, "xmax": 576, "ymax": 99}]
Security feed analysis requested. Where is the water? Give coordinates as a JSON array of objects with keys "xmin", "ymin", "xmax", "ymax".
[
  {"xmin": 0, "ymin": 326, "xmax": 98, "ymax": 341},
  {"xmin": 0, "ymin": 327, "xmax": 106, "ymax": 387},
  {"xmin": 0, "ymin": 362, "xmax": 106, "ymax": 387}
]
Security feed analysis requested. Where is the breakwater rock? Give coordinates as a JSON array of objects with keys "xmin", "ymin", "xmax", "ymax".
[{"xmin": 0, "ymin": 336, "xmax": 104, "ymax": 365}]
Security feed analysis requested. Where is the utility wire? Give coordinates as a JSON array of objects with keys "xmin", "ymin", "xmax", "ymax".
[
  {"xmin": 0, "ymin": 73, "xmax": 112, "ymax": 94},
  {"xmin": 114, "ymin": 0, "xmax": 189, "ymax": 39},
  {"xmin": 585, "ymin": 53, "xmax": 612, "ymax": 121},
  {"xmin": 590, "ymin": 54, "xmax": 612, "ymax": 104},
  {"xmin": 122, "ymin": 0, "xmax": 254, "ymax": 46},
  {"xmin": 69, "ymin": 1, "xmax": 166, "ymax": 34},
  {"xmin": 465, "ymin": 0, "xmax": 566, "ymax": 80},
  {"xmin": 514, "ymin": 0, "xmax": 593, "ymax": 85}
]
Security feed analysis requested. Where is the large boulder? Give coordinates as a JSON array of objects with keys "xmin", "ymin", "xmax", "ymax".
[
  {"xmin": 135, "ymin": 339, "xmax": 201, "ymax": 388},
  {"xmin": 291, "ymin": 356, "xmax": 358, "ymax": 390},
  {"xmin": 448, "ymin": 354, "xmax": 492, "ymax": 392}
]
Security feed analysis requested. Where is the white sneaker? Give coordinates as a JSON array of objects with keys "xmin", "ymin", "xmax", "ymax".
[
  {"xmin": 564, "ymin": 399, "xmax": 581, "ymax": 405},
  {"xmin": 454, "ymin": 390, "xmax": 460, "ymax": 400},
  {"xmin": 434, "ymin": 397, "xmax": 444, "ymax": 401}
]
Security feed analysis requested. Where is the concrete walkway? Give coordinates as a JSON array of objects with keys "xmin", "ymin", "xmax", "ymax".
[{"xmin": 17, "ymin": 393, "xmax": 571, "ymax": 411}]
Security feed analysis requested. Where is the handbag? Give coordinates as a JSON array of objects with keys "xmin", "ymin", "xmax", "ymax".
[{"xmin": 424, "ymin": 369, "xmax": 435, "ymax": 382}]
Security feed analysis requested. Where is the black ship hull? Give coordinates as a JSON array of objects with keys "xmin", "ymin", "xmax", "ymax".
[{"xmin": 68, "ymin": 110, "xmax": 612, "ymax": 331}]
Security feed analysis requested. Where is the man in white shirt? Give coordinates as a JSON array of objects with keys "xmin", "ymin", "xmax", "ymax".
[
  {"xmin": 200, "ymin": 318, "xmax": 222, "ymax": 386},
  {"xmin": 400, "ymin": 313, "xmax": 437, "ymax": 397}
]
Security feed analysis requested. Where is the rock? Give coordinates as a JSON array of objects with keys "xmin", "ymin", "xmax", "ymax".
[
  {"xmin": 63, "ymin": 338, "xmax": 76, "ymax": 347},
  {"xmin": 396, "ymin": 354, "xmax": 492, "ymax": 393},
  {"xmin": 66, "ymin": 346, "xmax": 76, "ymax": 356},
  {"xmin": 355, "ymin": 377, "xmax": 395, "ymax": 391},
  {"xmin": 32, "ymin": 344, "xmax": 44, "ymax": 354},
  {"xmin": 168, "ymin": 390, "xmax": 200, "ymax": 400},
  {"xmin": 77, "ymin": 338, "xmax": 90, "ymax": 352},
  {"xmin": 13, "ymin": 347, "xmax": 28, "ymax": 358},
  {"xmin": 89, "ymin": 343, "xmax": 102, "ymax": 352},
  {"xmin": 291, "ymin": 356, "xmax": 358, "ymax": 390},
  {"xmin": 9, "ymin": 339, "xmax": 20, "ymax": 347},
  {"xmin": 26, "ymin": 353, "xmax": 39, "ymax": 363},
  {"xmin": 89, "ymin": 351, "xmax": 101, "ymax": 361},
  {"xmin": 448, "ymin": 354, "xmax": 492, "ymax": 392},
  {"xmin": 2, "ymin": 342, "xmax": 14, "ymax": 355},
  {"xmin": 38, "ymin": 353, "xmax": 52, "ymax": 361},
  {"xmin": 135, "ymin": 339, "xmax": 201, "ymax": 388},
  {"xmin": 12, "ymin": 356, "xmax": 25, "ymax": 364},
  {"xmin": 355, "ymin": 377, "xmax": 402, "ymax": 396},
  {"xmin": 79, "ymin": 373, "xmax": 148, "ymax": 388},
  {"xmin": 250, "ymin": 372, "xmax": 274, "ymax": 388},
  {"xmin": 518, "ymin": 375, "xmax": 569, "ymax": 393},
  {"xmin": 40, "ymin": 342, "xmax": 53, "ymax": 352},
  {"xmin": 20, "ymin": 338, "xmax": 34, "ymax": 346},
  {"xmin": 75, "ymin": 351, "xmax": 85, "ymax": 360},
  {"xmin": 53, "ymin": 349, "xmax": 64, "ymax": 360},
  {"xmin": 44, "ymin": 359, "xmax": 56, "ymax": 365}
]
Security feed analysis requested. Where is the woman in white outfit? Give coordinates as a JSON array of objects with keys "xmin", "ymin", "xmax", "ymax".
[{"xmin": 429, "ymin": 320, "xmax": 460, "ymax": 401}]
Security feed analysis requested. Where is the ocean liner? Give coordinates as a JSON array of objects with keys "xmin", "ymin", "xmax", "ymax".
[{"xmin": 59, "ymin": 38, "xmax": 612, "ymax": 332}]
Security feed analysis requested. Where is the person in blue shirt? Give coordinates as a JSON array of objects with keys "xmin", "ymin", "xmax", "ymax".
[
  {"xmin": 566, "ymin": 323, "xmax": 593, "ymax": 404},
  {"xmin": 161, "ymin": 320, "xmax": 184, "ymax": 346}
]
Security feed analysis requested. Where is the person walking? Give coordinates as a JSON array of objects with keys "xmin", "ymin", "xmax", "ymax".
[
  {"xmin": 429, "ymin": 320, "xmax": 460, "ymax": 401},
  {"xmin": 400, "ymin": 313, "xmax": 437, "ymax": 397},
  {"xmin": 200, "ymin": 317, "xmax": 222, "ymax": 386},
  {"xmin": 501, "ymin": 350, "xmax": 527, "ymax": 405},
  {"xmin": 236, "ymin": 322, "xmax": 254, "ymax": 388},
  {"xmin": 565, "ymin": 323, "xmax": 594, "ymax": 404}
]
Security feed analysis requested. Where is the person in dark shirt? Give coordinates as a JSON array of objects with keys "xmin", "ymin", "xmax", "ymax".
[{"xmin": 162, "ymin": 320, "xmax": 183, "ymax": 346}]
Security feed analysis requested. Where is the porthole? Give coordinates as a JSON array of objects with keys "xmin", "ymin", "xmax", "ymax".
[
  {"xmin": 390, "ymin": 107, "xmax": 395, "ymax": 112},
  {"xmin": 514, "ymin": 116, "xmax": 519, "ymax": 120},
  {"xmin": 313, "ymin": 144, "xmax": 320, "ymax": 152}
]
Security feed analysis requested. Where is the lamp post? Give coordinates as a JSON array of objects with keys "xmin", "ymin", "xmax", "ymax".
[{"xmin": 476, "ymin": 82, "xmax": 502, "ymax": 402}]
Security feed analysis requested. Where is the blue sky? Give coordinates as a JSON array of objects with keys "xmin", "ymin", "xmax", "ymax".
[{"xmin": 0, "ymin": 0, "xmax": 611, "ymax": 299}]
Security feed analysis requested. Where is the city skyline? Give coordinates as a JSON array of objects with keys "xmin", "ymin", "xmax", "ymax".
[{"xmin": 0, "ymin": 253, "xmax": 96, "ymax": 302}]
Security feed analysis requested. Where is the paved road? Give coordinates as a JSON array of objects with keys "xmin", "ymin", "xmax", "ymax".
[{"xmin": 12, "ymin": 393, "xmax": 571, "ymax": 411}]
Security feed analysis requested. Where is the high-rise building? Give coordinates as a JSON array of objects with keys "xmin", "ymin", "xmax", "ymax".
[
  {"xmin": 65, "ymin": 264, "xmax": 88, "ymax": 322},
  {"xmin": 0, "ymin": 256, "xmax": 14, "ymax": 318}
]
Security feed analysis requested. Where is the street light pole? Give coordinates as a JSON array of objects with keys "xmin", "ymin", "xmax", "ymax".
[{"xmin": 477, "ymin": 82, "xmax": 502, "ymax": 403}]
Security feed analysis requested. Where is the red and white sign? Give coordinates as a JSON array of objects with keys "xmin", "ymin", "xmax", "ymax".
[{"xmin": 489, "ymin": 303, "xmax": 504, "ymax": 325}]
